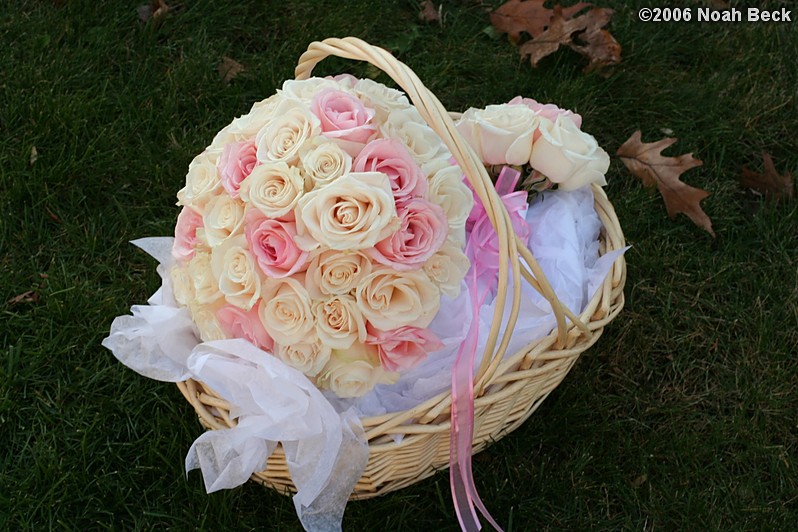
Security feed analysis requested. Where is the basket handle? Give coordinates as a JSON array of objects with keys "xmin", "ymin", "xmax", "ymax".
[{"xmin": 295, "ymin": 37, "xmax": 584, "ymax": 388}]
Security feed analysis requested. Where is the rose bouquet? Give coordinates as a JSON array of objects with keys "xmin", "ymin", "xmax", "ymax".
[
  {"xmin": 103, "ymin": 37, "xmax": 627, "ymax": 532},
  {"xmin": 169, "ymin": 75, "xmax": 473, "ymax": 399}
]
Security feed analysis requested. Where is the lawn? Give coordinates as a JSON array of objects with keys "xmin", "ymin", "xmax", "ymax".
[{"xmin": 1, "ymin": 0, "xmax": 796, "ymax": 530}]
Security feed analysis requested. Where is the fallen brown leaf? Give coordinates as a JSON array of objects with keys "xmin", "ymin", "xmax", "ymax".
[
  {"xmin": 218, "ymin": 57, "xmax": 245, "ymax": 84},
  {"xmin": 569, "ymin": 10, "xmax": 621, "ymax": 73},
  {"xmin": 490, "ymin": 0, "xmax": 591, "ymax": 42},
  {"xmin": 504, "ymin": 4, "xmax": 620, "ymax": 74},
  {"xmin": 419, "ymin": 0, "xmax": 441, "ymax": 23},
  {"xmin": 740, "ymin": 152, "xmax": 794, "ymax": 202},
  {"xmin": 617, "ymin": 131, "xmax": 714, "ymax": 237},
  {"xmin": 138, "ymin": 0, "xmax": 170, "ymax": 24},
  {"xmin": 8, "ymin": 291, "xmax": 39, "ymax": 305}
]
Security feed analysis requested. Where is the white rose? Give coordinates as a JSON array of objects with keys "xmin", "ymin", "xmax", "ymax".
[
  {"xmin": 313, "ymin": 294, "xmax": 367, "ymax": 349},
  {"xmin": 202, "ymin": 194, "xmax": 245, "ymax": 247},
  {"xmin": 280, "ymin": 78, "xmax": 343, "ymax": 102},
  {"xmin": 210, "ymin": 97, "xmax": 280, "ymax": 148},
  {"xmin": 355, "ymin": 267, "xmax": 440, "ymax": 329},
  {"xmin": 239, "ymin": 161, "xmax": 304, "ymax": 219},
  {"xmin": 176, "ymin": 153, "xmax": 222, "ymax": 209},
  {"xmin": 353, "ymin": 78, "xmax": 411, "ymax": 122},
  {"xmin": 429, "ymin": 165, "xmax": 474, "ymax": 231},
  {"xmin": 380, "ymin": 108, "xmax": 450, "ymax": 174},
  {"xmin": 423, "ymin": 240, "xmax": 470, "ymax": 298},
  {"xmin": 455, "ymin": 104, "xmax": 540, "ymax": 166},
  {"xmin": 319, "ymin": 343, "xmax": 397, "ymax": 398},
  {"xmin": 299, "ymin": 139, "xmax": 352, "ymax": 190},
  {"xmin": 187, "ymin": 251, "xmax": 222, "ymax": 304},
  {"xmin": 528, "ymin": 116, "xmax": 609, "ymax": 191},
  {"xmin": 169, "ymin": 265, "xmax": 195, "ymax": 306},
  {"xmin": 305, "ymin": 249, "xmax": 373, "ymax": 298},
  {"xmin": 189, "ymin": 302, "xmax": 227, "ymax": 342},
  {"xmin": 255, "ymin": 98, "xmax": 320, "ymax": 163},
  {"xmin": 257, "ymin": 277, "xmax": 314, "ymax": 345},
  {"xmin": 274, "ymin": 333, "xmax": 331, "ymax": 378},
  {"xmin": 210, "ymin": 235, "xmax": 262, "ymax": 310},
  {"xmin": 295, "ymin": 172, "xmax": 398, "ymax": 251},
  {"xmin": 448, "ymin": 224, "xmax": 466, "ymax": 250}
]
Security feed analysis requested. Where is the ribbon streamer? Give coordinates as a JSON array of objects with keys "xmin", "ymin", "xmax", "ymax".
[{"xmin": 450, "ymin": 166, "xmax": 527, "ymax": 531}]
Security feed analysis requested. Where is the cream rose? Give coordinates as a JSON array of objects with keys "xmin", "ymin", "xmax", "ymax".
[
  {"xmin": 189, "ymin": 302, "xmax": 227, "ymax": 343},
  {"xmin": 274, "ymin": 333, "xmax": 331, "ymax": 378},
  {"xmin": 202, "ymin": 194, "xmax": 245, "ymax": 247},
  {"xmin": 355, "ymin": 268, "xmax": 440, "ymax": 329},
  {"xmin": 239, "ymin": 161, "xmax": 304, "ymax": 219},
  {"xmin": 209, "ymin": 96, "xmax": 280, "ymax": 149},
  {"xmin": 176, "ymin": 153, "xmax": 222, "ymax": 209},
  {"xmin": 449, "ymin": 224, "xmax": 467, "ymax": 250},
  {"xmin": 313, "ymin": 294, "xmax": 367, "ymax": 349},
  {"xmin": 429, "ymin": 166, "xmax": 474, "ymax": 231},
  {"xmin": 423, "ymin": 240, "xmax": 470, "ymax": 298},
  {"xmin": 299, "ymin": 140, "xmax": 352, "ymax": 190},
  {"xmin": 280, "ymin": 78, "xmax": 342, "ymax": 102},
  {"xmin": 257, "ymin": 277, "xmax": 314, "ymax": 345},
  {"xmin": 229, "ymin": 97, "xmax": 280, "ymax": 140},
  {"xmin": 295, "ymin": 172, "xmax": 399, "ymax": 251},
  {"xmin": 354, "ymin": 78, "xmax": 410, "ymax": 122},
  {"xmin": 528, "ymin": 116, "xmax": 609, "ymax": 191},
  {"xmin": 319, "ymin": 343, "xmax": 397, "ymax": 398},
  {"xmin": 305, "ymin": 249, "xmax": 372, "ymax": 298},
  {"xmin": 187, "ymin": 251, "xmax": 221, "ymax": 304},
  {"xmin": 169, "ymin": 265, "xmax": 195, "ymax": 307},
  {"xmin": 455, "ymin": 104, "xmax": 540, "ymax": 166},
  {"xmin": 210, "ymin": 235, "xmax": 262, "ymax": 310},
  {"xmin": 380, "ymin": 109, "xmax": 450, "ymax": 174},
  {"xmin": 255, "ymin": 98, "xmax": 319, "ymax": 163}
]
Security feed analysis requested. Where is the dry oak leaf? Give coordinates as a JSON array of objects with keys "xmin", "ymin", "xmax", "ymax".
[
  {"xmin": 568, "ymin": 11, "xmax": 621, "ymax": 73},
  {"xmin": 518, "ymin": 6, "xmax": 620, "ymax": 73},
  {"xmin": 740, "ymin": 152, "xmax": 794, "ymax": 202},
  {"xmin": 490, "ymin": 0, "xmax": 591, "ymax": 42},
  {"xmin": 617, "ymin": 131, "xmax": 714, "ymax": 237},
  {"xmin": 218, "ymin": 56, "xmax": 245, "ymax": 84}
]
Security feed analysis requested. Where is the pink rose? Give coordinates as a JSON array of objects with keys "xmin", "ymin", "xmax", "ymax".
[
  {"xmin": 216, "ymin": 302, "xmax": 274, "ymax": 352},
  {"xmin": 368, "ymin": 198, "xmax": 448, "ymax": 271},
  {"xmin": 311, "ymin": 89, "xmax": 376, "ymax": 150},
  {"xmin": 172, "ymin": 206, "xmax": 204, "ymax": 263},
  {"xmin": 244, "ymin": 211, "xmax": 308, "ymax": 278},
  {"xmin": 218, "ymin": 140, "xmax": 258, "ymax": 197},
  {"xmin": 508, "ymin": 96, "xmax": 582, "ymax": 140},
  {"xmin": 366, "ymin": 325, "xmax": 443, "ymax": 372},
  {"xmin": 353, "ymin": 138, "xmax": 427, "ymax": 203}
]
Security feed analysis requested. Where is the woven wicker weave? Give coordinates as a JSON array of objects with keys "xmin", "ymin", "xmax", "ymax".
[{"xmin": 176, "ymin": 37, "xmax": 626, "ymax": 500}]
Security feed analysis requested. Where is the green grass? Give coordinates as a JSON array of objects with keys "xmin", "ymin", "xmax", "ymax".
[{"xmin": 2, "ymin": 0, "xmax": 797, "ymax": 529}]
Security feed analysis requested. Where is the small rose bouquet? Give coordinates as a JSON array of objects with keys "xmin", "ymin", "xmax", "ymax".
[
  {"xmin": 455, "ymin": 96, "xmax": 609, "ymax": 192},
  {"xmin": 169, "ymin": 75, "xmax": 473, "ymax": 398}
]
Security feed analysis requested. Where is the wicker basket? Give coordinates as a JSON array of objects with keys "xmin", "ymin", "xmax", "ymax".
[{"xmin": 176, "ymin": 37, "xmax": 626, "ymax": 500}]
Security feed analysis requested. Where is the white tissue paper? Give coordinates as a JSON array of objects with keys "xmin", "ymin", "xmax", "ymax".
[
  {"xmin": 184, "ymin": 340, "xmax": 368, "ymax": 532},
  {"xmin": 102, "ymin": 187, "xmax": 626, "ymax": 531},
  {"xmin": 102, "ymin": 239, "xmax": 368, "ymax": 531}
]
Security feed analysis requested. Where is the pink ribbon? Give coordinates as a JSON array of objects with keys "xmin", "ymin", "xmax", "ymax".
[
  {"xmin": 450, "ymin": 166, "xmax": 528, "ymax": 531},
  {"xmin": 465, "ymin": 168, "xmax": 530, "ymax": 297}
]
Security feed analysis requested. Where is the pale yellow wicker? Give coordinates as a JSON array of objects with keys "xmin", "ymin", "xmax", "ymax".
[{"xmin": 176, "ymin": 37, "xmax": 626, "ymax": 500}]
